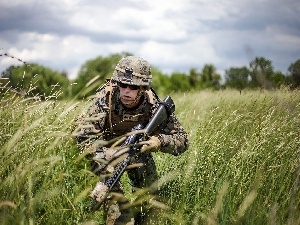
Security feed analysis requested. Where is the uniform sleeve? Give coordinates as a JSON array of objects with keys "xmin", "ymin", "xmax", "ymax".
[
  {"xmin": 73, "ymin": 91, "xmax": 109, "ymax": 154},
  {"xmin": 156, "ymin": 113, "xmax": 189, "ymax": 156}
]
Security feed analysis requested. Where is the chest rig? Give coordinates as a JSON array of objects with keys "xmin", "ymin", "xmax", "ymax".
[{"xmin": 103, "ymin": 81, "xmax": 155, "ymax": 140}]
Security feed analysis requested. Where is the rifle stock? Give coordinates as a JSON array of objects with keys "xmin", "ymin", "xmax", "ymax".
[{"xmin": 88, "ymin": 95, "xmax": 175, "ymax": 211}]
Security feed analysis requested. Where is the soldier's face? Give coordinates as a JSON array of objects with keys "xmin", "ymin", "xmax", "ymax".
[{"xmin": 118, "ymin": 84, "xmax": 142, "ymax": 108}]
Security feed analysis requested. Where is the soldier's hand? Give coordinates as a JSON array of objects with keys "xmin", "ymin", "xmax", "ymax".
[
  {"xmin": 104, "ymin": 147, "xmax": 117, "ymax": 160},
  {"xmin": 93, "ymin": 147, "xmax": 117, "ymax": 161},
  {"xmin": 90, "ymin": 181, "xmax": 109, "ymax": 203},
  {"xmin": 141, "ymin": 136, "xmax": 161, "ymax": 153}
]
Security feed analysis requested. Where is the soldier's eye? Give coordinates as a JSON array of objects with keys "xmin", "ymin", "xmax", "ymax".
[{"xmin": 118, "ymin": 82, "xmax": 140, "ymax": 90}]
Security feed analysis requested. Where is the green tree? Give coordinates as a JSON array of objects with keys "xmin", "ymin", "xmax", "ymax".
[
  {"xmin": 170, "ymin": 72, "xmax": 190, "ymax": 92},
  {"xmin": 188, "ymin": 68, "xmax": 202, "ymax": 90},
  {"xmin": 1, "ymin": 63, "xmax": 69, "ymax": 99},
  {"xmin": 224, "ymin": 66, "xmax": 250, "ymax": 92},
  {"xmin": 286, "ymin": 59, "xmax": 300, "ymax": 88},
  {"xmin": 151, "ymin": 67, "xmax": 172, "ymax": 97},
  {"xmin": 249, "ymin": 57, "xmax": 275, "ymax": 89},
  {"xmin": 200, "ymin": 64, "xmax": 221, "ymax": 89},
  {"xmin": 271, "ymin": 71, "xmax": 286, "ymax": 88}
]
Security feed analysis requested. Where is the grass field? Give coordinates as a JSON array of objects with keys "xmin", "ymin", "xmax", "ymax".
[{"xmin": 0, "ymin": 88, "xmax": 300, "ymax": 224}]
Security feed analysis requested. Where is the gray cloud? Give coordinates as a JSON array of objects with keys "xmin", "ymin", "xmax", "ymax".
[{"xmin": 0, "ymin": 0, "xmax": 299, "ymax": 79}]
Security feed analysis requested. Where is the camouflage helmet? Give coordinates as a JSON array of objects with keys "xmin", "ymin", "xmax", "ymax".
[{"xmin": 111, "ymin": 56, "xmax": 152, "ymax": 87}]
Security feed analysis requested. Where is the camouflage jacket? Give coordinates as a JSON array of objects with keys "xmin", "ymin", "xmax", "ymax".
[{"xmin": 75, "ymin": 80, "xmax": 189, "ymax": 156}]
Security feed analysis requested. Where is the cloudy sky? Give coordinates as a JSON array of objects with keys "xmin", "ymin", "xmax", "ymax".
[{"xmin": 0, "ymin": 0, "xmax": 299, "ymax": 80}]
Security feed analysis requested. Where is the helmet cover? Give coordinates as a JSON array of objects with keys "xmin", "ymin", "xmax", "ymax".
[{"xmin": 111, "ymin": 56, "xmax": 152, "ymax": 86}]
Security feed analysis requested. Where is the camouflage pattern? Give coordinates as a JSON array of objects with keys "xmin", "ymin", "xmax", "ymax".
[
  {"xmin": 74, "ymin": 80, "xmax": 189, "ymax": 224},
  {"xmin": 104, "ymin": 186, "xmax": 134, "ymax": 225},
  {"xmin": 111, "ymin": 56, "xmax": 152, "ymax": 87}
]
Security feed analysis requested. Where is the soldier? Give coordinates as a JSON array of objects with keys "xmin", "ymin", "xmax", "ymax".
[{"xmin": 75, "ymin": 56, "xmax": 189, "ymax": 225}]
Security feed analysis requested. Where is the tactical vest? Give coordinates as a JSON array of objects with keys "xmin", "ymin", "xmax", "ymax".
[{"xmin": 102, "ymin": 81, "xmax": 155, "ymax": 141}]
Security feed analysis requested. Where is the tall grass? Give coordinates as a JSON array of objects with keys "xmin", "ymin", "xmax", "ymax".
[
  {"xmin": 0, "ymin": 90, "xmax": 94, "ymax": 224},
  {"xmin": 156, "ymin": 89, "xmax": 300, "ymax": 224},
  {"xmin": 0, "ymin": 88, "xmax": 299, "ymax": 224}
]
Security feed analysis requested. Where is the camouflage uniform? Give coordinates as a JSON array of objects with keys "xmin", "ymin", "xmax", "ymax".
[{"xmin": 75, "ymin": 56, "xmax": 189, "ymax": 225}]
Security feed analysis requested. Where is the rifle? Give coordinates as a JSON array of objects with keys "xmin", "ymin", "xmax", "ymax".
[{"xmin": 88, "ymin": 95, "xmax": 175, "ymax": 211}]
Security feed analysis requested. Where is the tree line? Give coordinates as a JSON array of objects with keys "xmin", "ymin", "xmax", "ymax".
[{"xmin": 1, "ymin": 52, "xmax": 300, "ymax": 99}]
